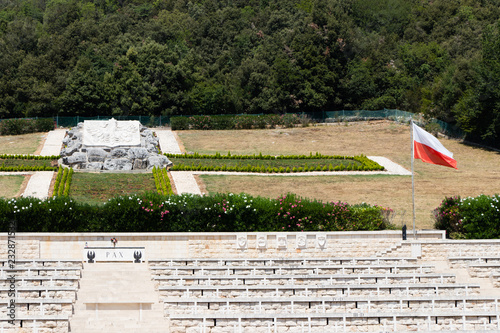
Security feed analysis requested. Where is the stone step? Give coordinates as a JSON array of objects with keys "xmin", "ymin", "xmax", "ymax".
[
  {"xmin": 70, "ymin": 262, "xmax": 169, "ymax": 332},
  {"xmin": 70, "ymin": 318, "xmax": 169, "ymax": 333}
]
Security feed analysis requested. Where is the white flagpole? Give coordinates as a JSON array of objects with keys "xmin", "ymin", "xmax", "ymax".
[{"xmin": 411, "ymin": 119, "xmax": 416, "ymax": 239}]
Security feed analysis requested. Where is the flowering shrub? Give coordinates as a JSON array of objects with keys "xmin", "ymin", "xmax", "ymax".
[
  {"xmin": 433, "ymin": 196, "xmax": 463, "ymax": 238},
  {"xmin": 460, "ymin": 194, "xmax": 500, "ymax": 239},
  {"xmin": 434, "ymin": 194, "xmax": 500, "ymax": 239},
  {"xmin": 0, "ymin": 193, "xmax": 394, "ymax": 232}
]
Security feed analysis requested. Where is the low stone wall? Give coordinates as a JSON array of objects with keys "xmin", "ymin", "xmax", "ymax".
[{"xmin": 0, "ymin": 231, "xmax": 444, "ymax": 260}]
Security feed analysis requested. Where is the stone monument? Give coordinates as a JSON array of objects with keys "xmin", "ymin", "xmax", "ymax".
[{"xmin": 60, "ymin": 118, "xmax": 172, "ymax": 171}]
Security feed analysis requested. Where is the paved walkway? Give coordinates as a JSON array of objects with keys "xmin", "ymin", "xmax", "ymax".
[
  {"xmin": 39, "ymin": 129, "xmax": 66, "ymax": 156},
  {"xmin": 155, "ymin": 129, "xmax": 182, "ymax": 154},
  {"xmin": 18, "ymin": 129, "xmax": 67, "ymax": 199},
  {"xmin": 22, "ymin": 171, "xmax": 54, "ymax": 199},
  {"xmin": 170, "ymin": 172, "xmax": 202, "ymax": 195}
]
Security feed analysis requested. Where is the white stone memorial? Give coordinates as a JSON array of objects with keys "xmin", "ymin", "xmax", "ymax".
[
  {"xmin": 61, "ymin": 118, "xmax": 171, "ymax": 171},
  {"xmin": 82, "ymin": 119, "xmax": 141, "ymax": 148}
]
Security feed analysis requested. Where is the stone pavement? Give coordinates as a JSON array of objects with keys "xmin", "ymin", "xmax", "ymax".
[
  {"xmin": 20, "ymin": 128, "xmax": 66, "ymax": 199},
  {"xmin": 154, "ymin": 129, "xmax": 182, "ymax": 154},
  {"xmin": 40, "ymin": 129, "xmax": 66, "ymax": 156},
  {"xmin": 22, "ymin": 171, "xmax": 54, "ymax": 199}
]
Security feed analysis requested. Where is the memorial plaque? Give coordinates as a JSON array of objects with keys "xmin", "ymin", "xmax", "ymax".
[
  {"xmin": 277, "ymin": 235, "xmax": 287, "ymax": 248},
  {"xmin": 296, "ymin": 235, "xmax": 307, "ymax": 249},
  {"xmin": 236, "ymin": 236, "xmax": 247, "ymax": 249},
  {"xmin": 83, "ymin": 247, "xmax": 145, "ymax": 263},
  {"xmin": 257, "ymin": 235, "xmax": 267, "ymax": 249},
  {"xmin": 82, "ymin": 118, "xmax": 141, "ymax": 148}
]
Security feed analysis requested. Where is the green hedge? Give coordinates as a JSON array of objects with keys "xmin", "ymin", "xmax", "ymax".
[
  {"xmin": 0, "ymin": 193, "xmax": 394, "ymax": 232},
  {"xmin": 0, "ymin": 154, "xmax": 60, "ymax": 160},
  {"xmin": 153, "ymin": 167, "xmax": 174, "ymax": 195},
  {"xmin": 170, "ymin": 114, "xmax": 310, "ymax": 130},
  {"xmin": 434, "ymin": 194, "xmax": 500, "ymax": 238},
  {"xmin": 0, "ymin": 118, "xmax": 54, "ymax": 135},
  {"xmin": 166, "ymin": 152, "xmax": 385, "ymax": 173}
]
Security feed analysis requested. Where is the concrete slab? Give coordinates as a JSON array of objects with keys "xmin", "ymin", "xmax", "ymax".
[
  {"xmin": 40, "ymin": 129, "xmax": 66, "ymax": 156},
  {"xmin": 22, "ymin": 171, "xmax": 54, "ymax": 199},
  {"xmin": 170, "ymin": 171, "xmax": 202, "ymax": 195},
  {"xmin": 154, "ymin": 129, "xmax": 182, "ymax": 154}
]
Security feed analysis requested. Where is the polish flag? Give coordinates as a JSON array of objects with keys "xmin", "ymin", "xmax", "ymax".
[{"xmin": 413, "ymin": 123, "xmax": 457, "ymax": 169}]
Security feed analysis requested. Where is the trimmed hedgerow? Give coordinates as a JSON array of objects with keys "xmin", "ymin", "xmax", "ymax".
[
  {"xmin": 434, "ymin": 194, "xmax": 500, "ymax": 239},
  {"xmin": 52, "ymin": 167, "xmax": 64, "ymax": 197},
  {"xmin": 152, "ymin": 167, "xmax": 174, "ymax": 195},
  {"xmin": 0, "ymin": 193, "xmax": 394, "ymax": 232},
  {"xmin": 0, "ymin": 154, "xmax": 59, "ymax": 160},
  {"xmin": 166, "ymin": 152, "xmax": 384, "ymax": 173},
  {"xmin": 0, "ymin": 155, "xmax": 59, "ymax": 172}
]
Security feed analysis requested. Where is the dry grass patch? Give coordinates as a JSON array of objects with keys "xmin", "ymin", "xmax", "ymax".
[
  {"xmin": 0, "ymin": 175, "xmax": 26, "ymax": 198},
  {"xmin": 0, "ymin": 132, "xmax": 46, "ymax": 155},
  {"xmin": 179, "ymin": 121, "xmax": 500, "ymax": 229}
]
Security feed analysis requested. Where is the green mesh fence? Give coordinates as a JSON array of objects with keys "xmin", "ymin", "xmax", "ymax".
[
  {"xmin": 302, "ymin": 109, "xmax": 464, "ymax": 138},
  {"xmin": 54, "ymin": 115, "xmax": 169, "ymax": 128},
  {"xmin": 1, "ymin": 110, "xmax": 464, "ymax": 138}
]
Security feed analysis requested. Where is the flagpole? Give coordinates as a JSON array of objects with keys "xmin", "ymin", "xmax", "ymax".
[{"xmin": 411, "ymin": 119, "xmax": 416, "ymax": 239}]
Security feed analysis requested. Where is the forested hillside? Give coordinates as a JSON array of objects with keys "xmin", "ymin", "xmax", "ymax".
[{"xmin": 0, "ymin": 0, "xmax": 499, "ymax": 145}]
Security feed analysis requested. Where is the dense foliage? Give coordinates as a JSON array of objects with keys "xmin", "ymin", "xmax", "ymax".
[
  {"xmin": 0, "ymin": 193, "xmax": 394, "ymax": 232},
  {"xmin": 0, "ymin": 118, "xmax": 54, "ymax": 135},
  {"xmin": 434, "ymin": 194, "xmax": 500, "ymax": 239},
  {"xmin": 1, "ymin": 0, "xmax": 499, "ymax": 146},
  {"xmin": 171, "ymin": 114, "xmax": 309, "ymax": 130}
]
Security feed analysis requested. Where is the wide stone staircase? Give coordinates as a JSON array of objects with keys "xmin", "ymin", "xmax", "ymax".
[{"xmin": 69, "ymin": 262, "xmax": 169, "ymax": 333}]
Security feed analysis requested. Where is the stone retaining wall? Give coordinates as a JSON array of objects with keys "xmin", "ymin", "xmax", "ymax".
[{"xmin": 0, "ymin": 231, "xmax": 444, "ymax": 260}]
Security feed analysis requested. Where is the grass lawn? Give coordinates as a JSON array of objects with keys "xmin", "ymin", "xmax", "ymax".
[
  {"xmin": 69, "ymin": 172, "xmax": 156, "ymax": 205},
  {"xmin": 0, "ymin": 175, "xmax": 26, "ymax": 198},
  {"xmin": 0, "ymin": 133, "xmax": 45, "ymax": 155},
  {"xmin": 179, "ymin": 121, "xmax": 500, "ymax": 230}
]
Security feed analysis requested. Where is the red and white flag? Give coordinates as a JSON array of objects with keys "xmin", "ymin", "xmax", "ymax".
[{"xmin": 413, "ymin": 123, "xmax": 457, "ymax": 169}]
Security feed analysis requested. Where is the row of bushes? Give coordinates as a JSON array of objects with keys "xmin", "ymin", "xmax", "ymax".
[
  {"xmin": 0, "ymin": 193, "xmax": 394, "ymax": 232},
  {"xmin": 166, "ymin": 152, "xmax": 366, "ymax": 160},
  {"xmin": 0, "ymin": 165, "xmax": 57, "ymax": 172},
  {"xmin": 434, "ymin": 194, "xmax": 500, "ymax": 238},
  {"xmin": 52, "ymin": 167, "xmax": 73, "ymax": 197},
  {"xmin": 153, "ymin": 167, "xmax": 173, "ymax": 195},
  {"xmin": 0, "ymin": 118, "xmax": 54, "ymax": 136},
  {"xmin": 0, "ymin": 154, "xmax": 60, "ymax": 160},
  {"xmin": 171, "ymin": 162, "xmax": 374, "ymax": 173},
  {"xmin": 171, "ymin": 114, "xmax": 311, "ymax": 130}
]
